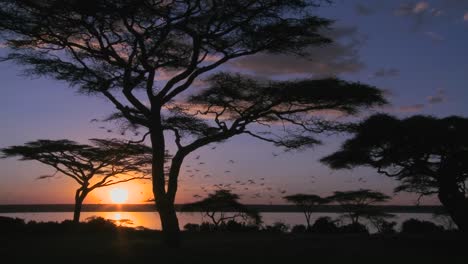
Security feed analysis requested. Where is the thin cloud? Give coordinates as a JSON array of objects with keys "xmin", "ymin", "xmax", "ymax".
[
  {"xmin": 464, "ymin": 12, "xmax": 468, "ymax": 21},
  {"xmin": 414, "ymin": 1, "xmax": 430, "ymax": 14},
  {"xmin": 229, "ymin": 26, "xmax": 365, "ymax": 78},
  {"xmin": 373, "ymin": 68, "xmax": 400, "ymax": 78},
  {"xmin": 398, "ymin": 104, "xmax": 425, "ymax": 113},
  {"xmin": 427, "ymin": 89, "xmax": 447, "ymax": 104}
]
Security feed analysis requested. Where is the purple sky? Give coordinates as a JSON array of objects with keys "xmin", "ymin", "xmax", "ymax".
[{"xmin": 1, "ymin": 0, "xmax": 467, "ymax": 205}]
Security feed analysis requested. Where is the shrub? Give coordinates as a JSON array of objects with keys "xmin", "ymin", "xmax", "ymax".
[
  {"xmin": 291, "ymin": 224, "xmax": 307, "ymax": 233},
  {"xmin": 339, "ymin": 222, "xmax": 369, "ymax": 234},
  {"xmin": 401, "ymin": 218, "xmax": 444, "ymax": 234},
  {"xmin": 310, "ymin": 217, "xmax": 340, "ymax": 234}
]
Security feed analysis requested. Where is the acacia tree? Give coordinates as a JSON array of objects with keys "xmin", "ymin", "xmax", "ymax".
[
  {"xmin": 1, "ymin": 139, "xmax": 152, "ymax": 223},
  {"xmin": 327, "ymin": 189, "xmax": 392, "ymax": 227},
  {"xmin": 0, "ymin": 0, "xmax": 386, "ymax": 246},
  {"xmin": 182, "ymin": 189, "xmax": 261, "ymax": 228},
  {"xmin": 283, "ymin": 194, "xmax": 328, "ymax": 230},
  {"xmin": 321, "ymin": 114, "xmax": 468, "ymax": 231}
]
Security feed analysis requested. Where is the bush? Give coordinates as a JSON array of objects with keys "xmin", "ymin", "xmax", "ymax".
[
  {"xmin": 374, "ymin": 219, "xmax": 397, "ymax": 234},
  {"xmin": 339, "ymin": 222, "xmax": 369, "ymax": 234},
  {"xmin": 310, "ymin": 217, "xmax": 340, "ymax": 234},
  {"xmin": 83, "ymin": 216, "xmax": 117, "ymax": 232},
  {"xmin": 291, "ymin": 224, "xmax": 307, "ymax": 233},
  {"xmin": 401, "ymin": 218, "xmax": 444, "ymax": 234},
  {"xmin": 0, "ymin": 216, "xmax": 26, "ymax": 233},
  {"xmin": 184, "ymin": 223, "xmax": 201, "ymax": 232},
  {"xmin": 263, "ymin": 222, "xmax": 289, "ymax": 233}
]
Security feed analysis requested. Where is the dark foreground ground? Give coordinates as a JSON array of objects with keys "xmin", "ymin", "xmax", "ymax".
[{"xmin": 1, "ymin": 231, "xmax": 467, "ymax": 264}]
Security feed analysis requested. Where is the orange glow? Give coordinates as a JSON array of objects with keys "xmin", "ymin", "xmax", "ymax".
[{"xmin": 109, "ymin": 188, "xmax": 128, "ymax": 204}]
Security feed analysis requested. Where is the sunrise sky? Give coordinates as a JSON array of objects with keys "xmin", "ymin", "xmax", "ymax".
[{"xmin": 1, "ymin": 0, "xmax": 467, "ymax": 205}]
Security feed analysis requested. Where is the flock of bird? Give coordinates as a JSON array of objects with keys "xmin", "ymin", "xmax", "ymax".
[{"xmin": 91, "ymin": 120, "xmax": 372, "ymax": 204}]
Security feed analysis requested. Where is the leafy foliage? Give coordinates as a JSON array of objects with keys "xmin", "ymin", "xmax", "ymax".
[
  {"xmin": 321, "ymin": 114, "xmax": 468, "ymax": 230},
  {"xmin": 182, "ymin": 189, "xmax": 262, "ymax": 227},
  {"xmin": 327, "ymin": 189, "xmax": 393, "ymax": 226},
  {"xmin": 283, "ymin": 193, "xmax": 329, "ymax": 228},
  {"xmin": 1, "ymin": 138, "xmax": 153, "ymax": 222}
]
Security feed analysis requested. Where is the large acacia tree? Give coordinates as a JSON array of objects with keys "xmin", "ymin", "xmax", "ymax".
[
  {"xmin": 321, "ymin": 114, "xmax": 468, "ymax": 231},
  {"xmin": 1, "ymin": 139, "xmax": 152, "ymax": 223},
  {"xmin": 0, "ymin": 0, "xmax": 386, "ymax": 246}
]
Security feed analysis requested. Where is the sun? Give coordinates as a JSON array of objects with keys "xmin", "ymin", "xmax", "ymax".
[{"xmin": 109, "ymin": 188, "xmax": 129, "ymax": 204}]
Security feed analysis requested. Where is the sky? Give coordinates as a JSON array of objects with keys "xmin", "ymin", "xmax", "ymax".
[{"xmin": 1, "ymin": 0, "xmax": 467, "ymax": 205}]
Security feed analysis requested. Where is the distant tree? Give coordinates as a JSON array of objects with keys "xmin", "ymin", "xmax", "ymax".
[
  {"xmin": 1, "ymin": 139, "xmax": 152, "ymax": 223},
  {"xmin": 321, "ymin": 114, "xmax": 468, "ymax": 231},
  {"xmin": 182, "ymin": 189, "xmax": 261, "ymax": 228},
  {"xmin": 327, "ymin": 189, "xmax": 393, "ymax": 227},
  {"xmin": 283, "ymin": 194, "xmax": 329, "ymax": 230},
  {"xmin": 0, "ymin": 0, "xmax": 387, "ymax": 246}
]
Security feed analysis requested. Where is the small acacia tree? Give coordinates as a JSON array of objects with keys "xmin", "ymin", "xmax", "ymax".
[
  {"xmin": 0, "ymin": 0, "xmax": 386, "ymax": 246},
  {"xmin": 1, "ymin": 139, "xmax": 152, "ymax": 223},
  {"xmin": 328, "ymin": 189, "xmax": 392, "ymax": 227},
  {"xmin": 182, "ymin": 189, "xmax": 261, "ymax": 228},
  {"xmin": 283, "ymin": 194, "xmax": 328, "ymax": 230},
  {"xmin": 321, "ymin": 114, "xmax": 468, "ymax": 231}
]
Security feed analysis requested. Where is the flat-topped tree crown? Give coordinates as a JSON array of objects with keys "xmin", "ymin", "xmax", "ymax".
[
  {"xmin": 321, "ymin": 114, "xmax": 468, "ymax": 231},
  {"xmin": 0, "ymin": 0, "xmax": 386, "ymax": 246},
  {"xmin": 283, "ymin": 193, "xmax": 329, "ymax": 229},
  {"xmin": 1, "ymin": 138, "xmax": 153, "ymax": 223}
]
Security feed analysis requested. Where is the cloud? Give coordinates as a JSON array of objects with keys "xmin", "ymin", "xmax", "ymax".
[
  {"xmin": 414, "ymin": 1, "xmax": 430, "ymax": 13},
  {"xmin": 424, "ymin": 31, "xmax": 445, "ymax": 41},
  {"xmin": 464, "ymin": 12, "xmax": 468, "ymax": 21},
  {"xmin": 373, "ymin": 68, "xmax": 400, "ymax": 78},
  {"xmin": 229, "ymin": 26, "xmax": 365, "ymax": 78},
  {"xmin": 395, "ymin": 2, "xmax": 430, "ymax": 16},
  {"xmin": 398, "ymin": 104, "xmax": 425, "ymax": 113},
  {"xmin": 427, "ymin": 89, "xmax": 447, "ymax": 104},
  {"xmin": 355, "ymin": 3, "xmax": 374, "ymax": 16}
]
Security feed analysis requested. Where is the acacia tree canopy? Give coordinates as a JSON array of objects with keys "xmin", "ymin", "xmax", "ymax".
[
  {"xmin": 327, "ymin": 189, "xmax": 392, "ymax": 227},
  {"xmin": 1, "ymin": 138, "xmax": 153, "ymax": 222},
  {"xmin": 283, "ymin": 193, "xmax": 328, "ymax": 229},
  {"xmin": 321, "ymin": 114, "xmax": 468, "ymax": 231},
  {"xmin": 182, "ymin": 189, "xmax": 262, "ymax": 227},
  {"xmin": 0, "ymin": 0, "xmax": 386, "ymax": 246}
]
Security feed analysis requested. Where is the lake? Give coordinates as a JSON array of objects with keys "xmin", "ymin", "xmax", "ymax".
[{"xmin": 0, "ymin": 211, "xmax": 452, "ymax": 233}]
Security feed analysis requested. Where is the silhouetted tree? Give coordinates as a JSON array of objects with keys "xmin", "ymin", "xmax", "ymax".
[
  {"xmin": 328, "ymin": 189, "xmax": 393, "ymax": 227},
  {"xmin": 182, "ymin": 189, "xmax": 261, "ymax": 228},
  {"xmin": 1, "ymin": 139, "xmax": 152, "ymax": 223},
  {"xmin": 283, "ymin": 194, "xmax": 329, "ymax": 230},
  {"xmin": 0, "ymin": 0, "xmax": 386, "ymax": 246},
  {"xmin": 321, "ymin": 114, "xmax": 468, "ymax": 231}
]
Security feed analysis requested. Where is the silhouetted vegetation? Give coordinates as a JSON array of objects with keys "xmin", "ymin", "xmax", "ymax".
[
  {"xmin": 182, "ymin": 189, "xmax": 262, "ymax": 228},
  {"xmin": 0, "ymin": 0, "xmax": 386, "ymax": 247},
  {"xmin": 283, "ymin": 194, "xmax": 329, "ymax": 230},
  {"xmin": 327, "ymin": 189, "xmax": 394, "ymax": 231},
  {"xmin": 322, "ymin": 114, "xmax": 468, "ymax": 231},
  {"xmin": 1, "ymin": 139, "xmax": 153, "ymax": 223},
  {"xmin": 310, "ymin": 217, "xmax": 340, "ymax": 234},
  {"xmin": 401, "ymin": 219, "xmax": 445, "ymax": 234}
]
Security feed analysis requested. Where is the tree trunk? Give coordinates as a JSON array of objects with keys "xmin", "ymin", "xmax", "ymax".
[
  {"xmin": 73, "ymin": 189, "xmax": 87, "ymax": 224},
  {"xmin": 438, "ymin": 181, "xmax": 468, "ymax": 231},
  {"xmin": 157, "ymin": 196, "xmax": 181, "ymax": 247},
  {"xmin": 150, "ymin": 110, "xmax": 182, "ymax": 247}
]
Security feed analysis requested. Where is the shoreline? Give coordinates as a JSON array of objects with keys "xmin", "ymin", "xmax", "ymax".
[{"xmin": 0, "ymin": 204, "xmax": 444, "ymax": 213}]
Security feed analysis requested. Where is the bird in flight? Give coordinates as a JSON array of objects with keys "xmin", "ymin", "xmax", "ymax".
[{"xmin": 36, "ymin": 175, "xmax": 54, "ymax": 180}]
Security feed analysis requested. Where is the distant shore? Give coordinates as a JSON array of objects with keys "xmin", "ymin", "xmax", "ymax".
[{"xmin": 0, "ymin": 204, "xmax": 444, "ymax": 213}]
